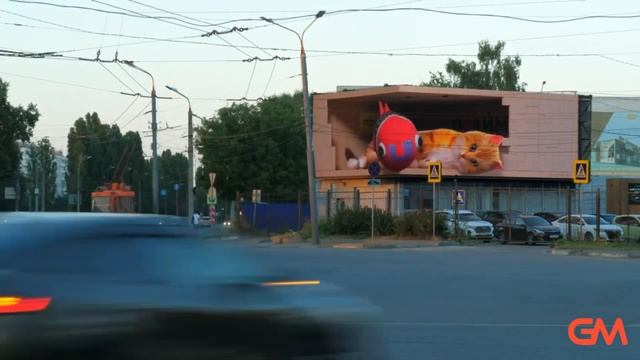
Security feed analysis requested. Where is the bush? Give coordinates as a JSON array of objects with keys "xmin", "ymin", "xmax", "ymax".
[
  {"xmin": 322, "ymin": 207, "xmax": 395, "ymax": 236},
  {"xmin": 299, "ymin": 221, "xmax": 312, "ymax": 239},
  {"xmin": 395, "ymin": 210, "xmax": 448, "ymax": 238},
  {"xmin": 395, "ymin": 210, "xmax": 432, "ymax": 237}
]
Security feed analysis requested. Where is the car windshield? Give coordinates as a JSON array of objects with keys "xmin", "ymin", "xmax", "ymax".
[
  {"xmin": 523, "ymin": 217, "xmax": 550, "ymax": 226},
  {"xmin": 582, "ymin": 216, "xmax": 607, "ymax": 225},
  {"xmin": 459, "ymin": 213, "xmax": 481, "ymax": 222}
]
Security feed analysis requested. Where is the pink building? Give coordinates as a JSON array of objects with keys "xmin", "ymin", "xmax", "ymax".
[{"xmin": 311, "ymin": 85, "xmax": 588, "ymax": 216}]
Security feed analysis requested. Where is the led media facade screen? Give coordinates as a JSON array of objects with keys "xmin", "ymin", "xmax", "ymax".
[{"xmin": 313, "ymin": 86, "xmax": 580, "ymax": 180}]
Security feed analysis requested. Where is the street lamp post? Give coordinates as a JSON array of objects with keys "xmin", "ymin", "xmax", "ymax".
[
  {"xmin": 165, "ymin": 85, "xmax": 194, "ymax": 224},
  {"xmin": 124, "ymin": 61, "xmax": 159, "ymax": 214},
  {"xmin": 76, "ymin": 155, "xmax": 92, "ymax": 212},
  {"xmin": 261, "ymin": 11, "xmax": 325, "ymax": 245}
]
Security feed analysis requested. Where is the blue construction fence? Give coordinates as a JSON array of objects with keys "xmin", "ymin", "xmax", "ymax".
[{"xmin": 240, "ymin": 202, "xmax": 310, "ymax": 232}]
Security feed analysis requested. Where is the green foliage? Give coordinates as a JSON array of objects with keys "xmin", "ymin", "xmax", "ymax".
[
  {"xmin": 196, "ymin": 93, "xmax": 307, "ymax": 201},
  {"xmin": 299, "ymin": 221, "xmax": 312, "ymax": 239},
  {"xmin": 423, "ymin": 41, "xmax": 526, "ymax": 91},
  {"xmin": 395, "ymin": 210, "xmax": 434, "ymax": 237},
  {"xmin": 322, "ymin": 207, "xmax": 395, "ymax": 236},
  {"xmin": 158, "ymin": 150, "xmax": 189, "ymax": 215},
  {"xmin": 0, "ymin": 78, "xmax": 39, "ymax": 210}
]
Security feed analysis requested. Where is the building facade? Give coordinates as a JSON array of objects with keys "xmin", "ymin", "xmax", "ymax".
[{"xmin": 312, "ymin": 86, "xmax": 592, "ymax": 217}]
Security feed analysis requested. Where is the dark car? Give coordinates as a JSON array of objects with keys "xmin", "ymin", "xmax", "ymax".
[
  {"xmin": 495, "ymin": 215, "xmax": 562, "ymax": 245},
  {"xmin": 0, "ymin": 213, "xmax": 381, "ymax": 360},
  {"xmin": 479, "ymin": 210, "xmax": 523, "ymax": 227},
  {"xmin": 533, "ymin": 212, "xmax": 564, "ymax": 223}
]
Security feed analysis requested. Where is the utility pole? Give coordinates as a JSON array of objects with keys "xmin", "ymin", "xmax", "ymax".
[
  {"xmin": 41, "ymin": 158, "xmax": 45, "ymax": 212},
  {"xmin": 261, "ymin": 10, "xmax": 325, "ymax": 245},
  {"xmin": 76, "ymin": 155, "xmax": 91, "ymax": 212},
  {"xmin": 165, "ymin": 85, "xmax": 194, "ymax": 223},
  {"xmin": 124, "ymin": 61, "xmax": 159, "ymax": 214}
]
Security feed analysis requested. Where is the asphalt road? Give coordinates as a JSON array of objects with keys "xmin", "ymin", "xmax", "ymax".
[{"xmin": 250, "ymin": 243, "xmax": 640, "ymax": 360}]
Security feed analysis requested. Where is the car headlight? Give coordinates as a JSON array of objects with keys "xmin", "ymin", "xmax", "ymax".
[{"xmin": 532, "ymin": 229, "xmax": 544, "ymax": 236}]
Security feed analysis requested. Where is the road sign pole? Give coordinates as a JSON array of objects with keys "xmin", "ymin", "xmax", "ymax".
[
  {"xmin": 371, "ymin": 185, "xmax": 375, "ymax": 242},
  {"xmin": 454, "ymin": 177, "xmax": 459, "ymax": 242},
  {"xmin": 432, "ymin": 182, "xmax": 436, "ymax": 239}
]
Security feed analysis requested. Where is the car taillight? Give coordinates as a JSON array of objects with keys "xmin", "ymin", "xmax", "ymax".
[{"xmin": 0, "ymin": 297, "xmax": 51, "ymax": 314}]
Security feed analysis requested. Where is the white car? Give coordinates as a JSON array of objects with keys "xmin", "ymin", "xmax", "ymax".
[
  {"xmin": 436, "ymin": 210, "xmax": 494, "ymax": 240},
  {"xmin": 552, "ymin": 214, "xmax": 623, "ymax": 241}
]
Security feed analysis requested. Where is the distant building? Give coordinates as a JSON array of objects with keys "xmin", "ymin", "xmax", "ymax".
[
  {"xmin": 54, "ymin": 151, "xmax": 68, "ymax": 198},
  {"xmin": 18, "ymin": 142, "xmax": 68, "ymax": 198}
]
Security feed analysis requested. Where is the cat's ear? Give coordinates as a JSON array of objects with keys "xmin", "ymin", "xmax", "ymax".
[
  {"xmin": 489, "ymin": 135, "xmax": 504, "ymax": 145},
  {"xmin": 492, "ymin": 160, "xmax": 503, "ymax": 170}
]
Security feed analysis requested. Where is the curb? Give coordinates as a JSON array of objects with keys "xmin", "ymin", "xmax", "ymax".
[{"xmin": 549, "ymin": 248, "xmax": 640, "ymax": 259}]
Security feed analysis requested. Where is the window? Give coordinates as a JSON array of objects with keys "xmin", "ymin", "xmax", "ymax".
[
  {"xmin": 557, "ymin": 217, "xmax": 567, "ymax": 224},
  {"xmin": 514, "ymin": 218, "xmax": 526, "ymax": 226}
]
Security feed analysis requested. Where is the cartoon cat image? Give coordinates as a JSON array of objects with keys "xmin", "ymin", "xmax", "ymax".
[
  {"xmin": 346, "ymin": 128, "xmax": 503, "ymax": 175},
  {"xmin": 415, "ymin": 129, "xmax": 503, "ymax": 174}
]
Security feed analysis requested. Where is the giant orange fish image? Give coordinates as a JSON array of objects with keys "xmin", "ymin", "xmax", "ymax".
[{"xmin": 345, "ymin": 101, "xmax": 420, "ymax": 172}]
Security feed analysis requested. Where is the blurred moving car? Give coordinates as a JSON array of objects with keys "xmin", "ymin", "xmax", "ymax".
[
  {"xmin": 533, "ymin": 212, "xmax": 564, "ymax": 223},
  {"xmin": 495, "ymin": 215, "xmax": 562, "ymax": 245},
  {"xmin": 479, "ymin": 210, "xmax": 523, "ymax": 227},
  {"xmin": 612, "ymin": 215, "xmax": 640, "ymax": 242},
  {"xmin": 552, "ymin": 214, "xmax": 623, "ymax": 241},
  {"xmin": 436, "ymin": 210, "xmax": 494, "ymax": 241},
  {"xmin": 0, "ymin": 213, "xmax": 381, "ymax": 360}
]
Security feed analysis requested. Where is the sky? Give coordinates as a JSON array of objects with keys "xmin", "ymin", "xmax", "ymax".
[{"xmin": 3, "ymin": 0, "xmax": 640, "ymax": 156}]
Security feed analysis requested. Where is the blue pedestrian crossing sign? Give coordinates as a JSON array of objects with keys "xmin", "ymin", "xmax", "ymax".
[{"xmin": 452, "ymin": 190, "xmax": 465, "ymax": 205}]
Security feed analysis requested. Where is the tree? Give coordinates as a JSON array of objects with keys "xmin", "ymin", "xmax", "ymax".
[
  {"xmin": 24, "ymin": 138, "xmax": 57, "ymax": 210},
  {"xmin": 0, "ymin": 78, "xmax": 39, "ymax": 210},
  {"xmin": 423, "ymin": 40, "xmax": 527, "ymax": 91},
  {"xmin": 196, "ymin": 93, "xmax": 307, "ymax": 202},
  {"xmin": 66, "ymin": 112, "xmax": 145, "ymax": 211},
  {"xmin": 157, "ymin": 150, "xmax": 189, "ymax": 215}
]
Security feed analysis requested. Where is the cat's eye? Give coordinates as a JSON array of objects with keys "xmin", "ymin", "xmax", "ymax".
[
  {"xmin": 377, "ymin": 143, "xmax": 386, "ymax": 158},
  {"xmin": 415, "ymin": 135, "xmax": 423, "ymax": 149},
  {"xmin": 470, "ymin": 144, "xmax": 478, "ymax": 152},
  {"xmin": 469, "ymin": 158, "xmax": 479, "ymax": 167}
]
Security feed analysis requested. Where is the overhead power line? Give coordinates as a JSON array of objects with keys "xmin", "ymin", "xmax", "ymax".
[{"xmin": 322, "ymin": 7, "xmax": 640, "ymax": 24}]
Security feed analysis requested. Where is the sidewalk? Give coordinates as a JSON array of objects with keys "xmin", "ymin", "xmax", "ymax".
[{"xmin": 549, "ymin": 248, "xmax": 640, "ymax": 259}]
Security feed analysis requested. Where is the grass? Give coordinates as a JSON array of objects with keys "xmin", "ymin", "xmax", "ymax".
[{"xmin": 553, "ymin": 240, "xmax": 640, "ymax": 250}]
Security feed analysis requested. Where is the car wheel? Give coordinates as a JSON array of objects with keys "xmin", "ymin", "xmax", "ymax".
[
  {"xmin": 498, "ymin": 231, "xmax": 507, "ymax": 244},
  {"xmin": 527, "ymin": 233, "xmax": 536, "ymax": 246},
  {"xmin": 584, "ymin": 232, "xmax": 594, "ymax": 241}
]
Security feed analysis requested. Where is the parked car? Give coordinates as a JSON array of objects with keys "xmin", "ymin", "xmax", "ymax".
[
  {"xmin": 479, "ymin": 210, "xmax": 523, "ymax": 227},
  {"xmin": 590, "ymin": 213, "xmax": 616, "ymax": 224},
  {"xmin": 495, "ymin": 215, "xmax": 562, "ymax": 245},
  {"xmin": 533, "ymin": 212, "xmax": 564, "ymax": 223},
  {"xmin": 436, "ymin": 210, "xmax": 494, "ymax": 241},
  {"xmin": 552, "ymin": 214, "xmax": 624, "ymax": 241},
  {"xmin": 612, "ymin": 215, "xmax": 640, "ymax": 242},
  {"xmin": 0, "ymin": 213, "xmax": 381, "ymax": 360}
]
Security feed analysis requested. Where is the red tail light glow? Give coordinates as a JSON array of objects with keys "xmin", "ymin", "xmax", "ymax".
[{"xmin": 0, "ymin": 297, "xmax": 51, "ymax": 314}]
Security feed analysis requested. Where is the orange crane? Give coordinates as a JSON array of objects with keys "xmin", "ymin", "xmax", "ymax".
[{"xmin": 91, "ymin": 145, "xmax": 136, "ymax": 213}]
